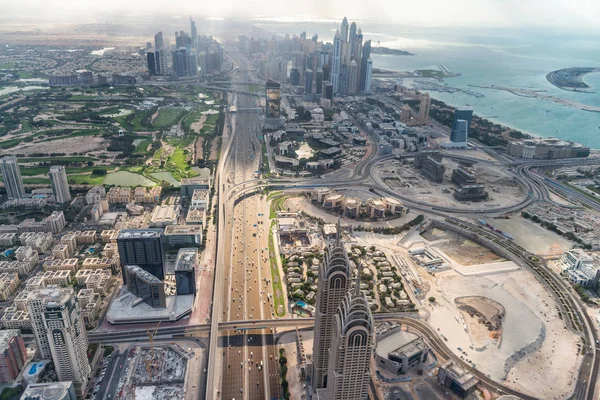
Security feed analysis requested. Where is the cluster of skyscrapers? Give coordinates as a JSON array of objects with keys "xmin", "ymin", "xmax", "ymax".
[
  {"xmin": 310, "ymin": 220, "xmax": 373, "ymax": 400},
  {"xmin": 1, "ymin": 156, "xmax": 71, "ymax": 203},
  {"xmin": 146, "ymin": 18, "xmax": 224, "ymax": 78},
  {"xmin": 249, "ymin": 17, "xmax": 373, "ymax": 101}
]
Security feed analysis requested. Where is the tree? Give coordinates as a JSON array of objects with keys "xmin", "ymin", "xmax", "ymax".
[{"xmin": 428, "ymin": 296, "xmax": 436, "ymax": 303}]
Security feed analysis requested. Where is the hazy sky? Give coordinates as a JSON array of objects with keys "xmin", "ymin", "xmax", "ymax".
[{"xmin": 3, "ymin": 0, "xmax": 600, "ymax": 30}]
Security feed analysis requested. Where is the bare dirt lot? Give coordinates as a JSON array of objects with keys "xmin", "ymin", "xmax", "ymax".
[
  {"xmin": 375, "ymin": 158, "xmax": 526, "ymax": 209},
  {"xmin": 421, "ymin": 228, "xmax": 506, "ymax": 266},
  {"xmin": 10, "ymin": 136, "xmax": 107, "ymax": 155}
]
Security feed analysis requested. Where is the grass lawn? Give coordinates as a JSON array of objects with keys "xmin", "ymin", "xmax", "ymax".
[
  {"xmin": 19, "ymin": 119, "xmax": 33, "ymax": 133},
  {"xmin": 0, "ymin": 62, "xmax": 16, "ymax": 69},
  {"xmin": 152, "ymin": 148, "xmax": 164, "ymax": 161},
  {"xmin": 67, "ymin": 174, "xmax": 106, "ymax": 185},
  {"xmin": 268, "ymin": 220, "xmax": 286, "ymax": 317},
  {"xmin": 134, "ymin": 139, "xmax": 152, "ymax": 154},
  {"xmin": 153, "ymin": 108, "xmax": 186, "ymax": 128},
  {"xmin": 68, "ymin": 95, "xmax": 98, "ymax": 101},
  {"xmin": 168, "ymin": 148, "xmax": 189, "ymax": 171},
  {"xmin": 0, "ymin": 138, "xmax": 23, "ymax": 149}
]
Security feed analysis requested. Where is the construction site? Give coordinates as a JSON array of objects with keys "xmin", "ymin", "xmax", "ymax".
[
  {"xmin": 373, "ymin": 156, "xmax": 525, "ymax": 209},
  {"xmin": 111, "ymin": 323, "xmax": 202, "ymax": 400},
  {"xmin": 394, "ymin": 225, "xmax": 583, "ymax": 399}
]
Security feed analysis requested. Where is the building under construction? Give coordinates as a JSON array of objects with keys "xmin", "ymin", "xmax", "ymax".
[{"xmin": 453, "ymin": 184, "xmax": 489, "ymax": 202}]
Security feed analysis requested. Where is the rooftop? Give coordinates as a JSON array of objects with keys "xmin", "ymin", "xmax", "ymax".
[
  {"xmin": 164, "ymin": 225, "xmax": 203, "ymax": 235},
  {"xmin": 118, "ymin": 228, "xmax": 163, "ymax": 239},
  {"xmin": 0, "ymin": 329, "xmax": 20, "ymax": 352},
  {"xmin": 106, "ymin": 292, "xmax": 193, "ymax": 324},
  {"xmin": 21, "ymin": 382, "xmax": 74, "ymax": 400},
  {"xmin": 175, "ymin": 248, "xmax": 198, "ymax": 271}
]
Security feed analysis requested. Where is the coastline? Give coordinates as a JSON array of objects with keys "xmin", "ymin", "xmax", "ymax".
[{"xmin": 546, "ymin": 67, "xmax": 600, "ymax": 93}]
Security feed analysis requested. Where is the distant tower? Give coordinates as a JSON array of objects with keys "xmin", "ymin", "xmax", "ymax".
[
  {"xmin": 190, "ymin": 17, "xmax": 197, "ymax": 49},
  {"xmin": 348, "ymin": 61, "xmax": 358, "ymax": 94},
  {"xmin": 331, "ymin": 30, "xmax": 342, "ymax": 94},
  {"xmin": 27, "ymin": 287, "xmax": 91, "ymax": 396},
  {"xmin": 359, "ymin": 40, "xmax": 372, "ymax": 92},
  {"xmin": 154, "ymin": 32, "xmax": 167, "ymax": 75},
  {"xmin": 147, "ymin": 52, "xmax": 156, "ymax": 75},
  {"xmin": 419, "ymin": 93, "xmax": 431, "ymax": 123},
  {"xmin": 311, "ymin": 218, "xmax": 351, "ymax": 391},
  {"xmin": 305, "ymin": 69, "xmax": 314, "ymax": 94},
  {"xmin": 0, "ymin": 156, "xmax": 24, "ymax": 199},
  {"xmin": 349, "ymin": 22, "xmax": 357, "ymax": 58},
  {"xmin": 364, "ymin": 58, "xmax": 373, "ymax": 93},
  {"xmin": 323, "ymin": 273, "xmax": 374, "ymax": 400},
  {"xmin": 450, "ymin": 107, "xmax": 473, "ymax": 145},
  {"xmin": 48, "ymin": 165, "xmax": 71, "ymax": 204},
  {"xmin": 340, "ymin": 17, "xmax": 349, "ymax": 42}
]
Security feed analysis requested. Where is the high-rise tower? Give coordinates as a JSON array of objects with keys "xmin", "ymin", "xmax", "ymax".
[
  {"xmin": 419, "ymin": 93, "xmax": 431, "ymax": 123},
  {"xmin": 349, "ymin": 22, "xmax": 357, "ymax": 58},
  {"xmin": 340, "ymin": 17, "xmax": 349, "ymax": 42},
  {"xmin": 154, "ymin": 31, "xmax": 168, "ymax": 75},
  {"xmin": 0, "ymin": 156, "xmax": 24, "ymax": 199},
  {"xmin": 27, "ymin": 287, "xmax": 91, "ymax": 395},
  {"xmin": 359, "ymin": 40, "xmax": 372, "ymax": 92},
  {"xmin": 331, "ymin": 31, "xmax": 342, "ymax": 94},
  {"xmin": 49, "ymin": 165, "xmax": 71, "ymax": 204},
  {"xmin": 323, "ymin": 274, "xmax": 373, "ymax": 400},
  {"xmin": 311, "ymin": 219, "xmax": 351, "ymax": 391},
  {"xmin": 190, "ymin": 17, "xmax": 197, "ymax": 49}
]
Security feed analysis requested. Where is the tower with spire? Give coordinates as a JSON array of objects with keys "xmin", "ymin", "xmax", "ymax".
[
  {"xmin": 311, "ymin": 217, "xmax": 351, "ymax": 391},
  {"xmin": 323, "ymin": 268, "xmax": 373, "ymax": 400}
]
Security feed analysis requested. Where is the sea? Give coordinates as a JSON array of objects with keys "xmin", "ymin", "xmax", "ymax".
[{"xmin": 253, "ymin": 19, "xmax": 600, "ymax": 149}]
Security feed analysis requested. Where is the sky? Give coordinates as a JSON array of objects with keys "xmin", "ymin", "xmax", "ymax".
[{"xmin": 3, "ymin": 0, "xmax": 600, "ymax": 31}]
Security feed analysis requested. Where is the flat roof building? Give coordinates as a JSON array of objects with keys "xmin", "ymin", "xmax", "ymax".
[
  {"xmin": 437, "ymin": 360, "xmax": 478, "ymax": 399},
  {"xmin": 117, "ymin": 229, "xmax": 165, "ymax": 281},
  {"xmin": 175, "ymin": 248, "xmax": 197, "ymax": 296},
  {"xmin": 164, "ymin": 225, "xmax": 202, "ymax": 247},
  {"xmin": 20, "ymin": 381, "xmax": 76, "ymax": 400}
]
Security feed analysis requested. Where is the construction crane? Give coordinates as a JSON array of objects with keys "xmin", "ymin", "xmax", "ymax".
[{"xmin": 145, "ymin": 321, "xmax": 161, "ymax": 375}]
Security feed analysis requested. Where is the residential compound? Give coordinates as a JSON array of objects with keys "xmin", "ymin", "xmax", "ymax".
[{"xmin": 507, "ymin": 138, "xmax": 590, "ymax": 159}]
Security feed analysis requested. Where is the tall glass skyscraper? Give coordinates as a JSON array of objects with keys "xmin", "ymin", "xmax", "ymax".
[{"xmin": 0, "ymin": 156, "xmax": 24, "ymax": 199}]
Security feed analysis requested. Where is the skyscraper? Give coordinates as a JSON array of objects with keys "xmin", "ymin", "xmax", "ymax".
[
  {"xmin": 175, "ymin": 248, "xmax": 197, "ymax": 296},
  {"xmin": 340, "ymin": 17, "xmax": 349, "ymax": 42},
  {"xmin": 304, "ymin": 69, "xmax": 313, "ymax": 94},
  {"xmin": 322, "ymin": 278, "xmax": 373, "ymax": 400},
  {"xmin": 311, "ymin": 219, "xmax": 351, "ymax": 391},
  {"xmin": 154, "ymin": 32, "xmax": 167, "ymax": 75},
  {"xmin": 419, "ymin": 93, "xmax": 431, "ymax": 123},
  {"xmin": 190, "ymin": 17, "xmax": 197, "ymax": 49},
  {"xmin": 364, "ymin": 58, "xmax": 373, "ymax": 93},
  {"xmin": 49, "ymin": 165, "xmax": 71, "ymax": 204},
  {"xmin": 450, "ymin": 107, "xmax": 473, "ymax": 145},
  {"xmin": 147, "ymin": 52, "xmax": 156, "ymax": 75},
  {"xmin": 359, "ymin": 40, "xmax": 372, "ymax": 92},
  {"xmin": 331, "ymin": 31, "xmax": 342, "ymax": 94},
  {"xmin": 27, "ymin": 287, "xmax": 91, "ymax": 395},
  {"xmin": 117, "ymin": 229, "xmax": 165, "ymax": 281},
  {"xmin": 0, "ymin": 329, "xmax": 27, "ymax": 383},
  {"xmin": 265, "ymin": 79, "xmax": 282, "ymax": 118},
  {"xmin": 348, "ymin": 61, "xmax": 358, "ymax": 94},
  {"xmin": 349, "ymin": 22, "xmax": 357, "ymax": 58},
  {"xmin": 0, "ymin": 156, "xmax": 24, "ymax": 199},
  {"xmin": 316, "ymin": 68, "xmax": 324, "ymax": 95}
]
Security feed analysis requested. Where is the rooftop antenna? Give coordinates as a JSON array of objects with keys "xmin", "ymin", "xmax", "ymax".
[
  {"xmin": 335, "ymin": 216, "xmax": 341, "ymax": 245},
  {"xmin": 354, "ymin": 262, "xmax": 362, "ymax": 296}
]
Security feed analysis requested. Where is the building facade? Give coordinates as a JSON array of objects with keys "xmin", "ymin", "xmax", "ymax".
[
  {"xmin": 0, "ymin": 329, "xmax": 27, "ymax": 383},
  {"xmin": 311, "ymin": 220, "xmax": 351, "ymax": 391},
  {"xmin": 125, "ymin": 265, "xmax": 166, "ymax": 308},
  {"xmin": 27, "ymin": 287, "xmax": 90, "ymax": 395},
  {"xmin": 49, "ymin": 166, "xmax": 71, "ymax": 204},
  {"xmin": 0, "ymin": 156, "xmax": 25, "ymax": 199},
  {"xmin": 117, "ymin": 229, "xmax": 165, "ymax": 281}
]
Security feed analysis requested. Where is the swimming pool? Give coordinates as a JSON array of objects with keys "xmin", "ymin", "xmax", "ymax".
[{"xmin": 29, "ymin": 362, "xmax": 44, "ymax": 374}]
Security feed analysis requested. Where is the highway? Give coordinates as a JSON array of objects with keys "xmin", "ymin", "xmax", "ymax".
[{"xmin": 215, "ymin": 53, "xmax": 280, "ymax": 400}]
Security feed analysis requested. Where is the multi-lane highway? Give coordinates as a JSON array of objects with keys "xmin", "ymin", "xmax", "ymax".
[{"xmin": 210, "ymin": 54, "xmax": 282, "ymax": 400}]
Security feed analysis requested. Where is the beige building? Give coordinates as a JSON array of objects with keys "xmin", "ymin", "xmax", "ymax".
[
  {"xmin": 77, "ymin": 289, "xmax": 101, "ymax": 326},
  {"xmin": 103, "ymin": 242, "xmax": 118, "ymax": 258},
  {"xmin": 0, "ymin": 260, "xmax": 34, "ymax": 276},
  {"xmin": 39, "ymin": 270, "xmax": 71, "ymax": 286},
  {"xmin": 0, "ymin": 273, "xmax": 19, "ymax": 301},
  {"xmin": 107, "ymin": 187, "xmax": 132, "ymax": 204},
  {"xmin": 25, "ymin": 276, "xmax": 46, "ymax": 291},
  {"xmin": 60, "ymin": 233, "xmax": 77, "ymax": 253},
  {"xmin": 75, "ymin": 269, "xmax": 112, "ymax": 295},
  {"xmin": 81, "ymin": 257, "xmax": 113, "ymax": 270},
  {"xmin": 101, "ymin": 230, "xmax": 118, "ymax": 244},
  {"xmin": 134, "ymin": 186, "xmax": 161, "ymax": 203},
  {"xmin": 43, "ymin": 258, "xmax": 78, "ymax": 273},
  {"xmin": 73, "ymin": 230, "xmax": 96, "ymax": 244},
  {"xmin": 52, "ymin": 244, "xmax": 72, "ymax": 260},
  {"xmin": 19, "ymin": 232, "xmax": 53, "ymax": 253},
  {"xmin": 1, "ymin": 307, "xmax": 30, "ymax": 330},
  {"xmin": 0, "ymin": 233, "xmax": 17, "ymax": 247}
]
